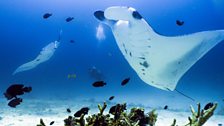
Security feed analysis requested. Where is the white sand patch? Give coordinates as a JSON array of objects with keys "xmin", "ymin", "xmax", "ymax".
[{"xmin": 155, "ymin": 110, "xmax": 224, "ymax": 126}]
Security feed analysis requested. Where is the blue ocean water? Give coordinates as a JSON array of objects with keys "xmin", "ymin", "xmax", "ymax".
[{"xmin": 0, "ymin": 0, "xmax": 224, "ymax": 113}]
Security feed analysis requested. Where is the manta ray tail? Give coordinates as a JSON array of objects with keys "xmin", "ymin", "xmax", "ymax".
[
  {"xmin": 175, "ymin": 89, "xmax": 195, "ymax": 102},
  {"xmin": 166, "ymin": 88, "xmax": 195, "ymax": 101}
]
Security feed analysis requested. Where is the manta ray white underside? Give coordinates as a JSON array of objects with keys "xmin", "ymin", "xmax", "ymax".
[
  {"xmin": 13, "ymin": 30, "xmax": 62, "ymax": 75},
  {"xmin": 12, "ymin": 41, "xmax": 60, "ymax": 75},
  {"xmin": 94, "ymin": 6, "xmax": 224, "ymax": 91}
]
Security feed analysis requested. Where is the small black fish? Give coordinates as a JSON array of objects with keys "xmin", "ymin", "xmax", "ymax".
[
  {"xmin": 74, "ymin": 107, "xmax": 89, "ymax": 117},
  {"xmin": 23, "ymin": 86, "xmax": 32, "ymax": 92},
  {"xmin": 66, "ymin": 17, "xmax": 74, "ymax": 22},
  {"xmin": 109, "ymin": 105, "xmax": 117, "ymax": 115},
  {"xmin": 164, "ymin": 105, "xmax": 168, "ymax": 110},
  {"xmin": 43, "ymin": 13, "xmax": 52, "ymax": 19},
  {"xmin": 4, "ymin": 84, "xmax": 32, "ymax": 100},
  {"xmin": 121, "ymin": 78, "xmax": 130, "ymax": 86},
  {"xmin": 8, "ymin": 98, "xmax": 22, "ymax": 108},
  {"xmin": 109, "ymin": 96, "xmax": 115, "ymax": 101},
  {"xmin": 204, "ymin": 102, "xmax": 214, "ymax": 110},
  {"xmin": 67, "ymin": 108, "xmax": 71, "ymax": 113},
  {"xmin": 176, "ymin": 20, "xmax": 184, "ymax": 26},
  {"xmin": 109, "ymin": 104, "xmax": 126, "ymax": 115},
  {"xmin": 50, "ymin": 121, "xmax": 55, "ymax": 125},
  {"xmin": 70, "ymin": 40, "xmax": 75, "ymax": 43},
  {"xmin": 92, "ymin": 81, "xmax": 106, "ymax": 87},
  {"xmin": 218, "ymin": 124, "xmax": 222, "ymax": 126}
]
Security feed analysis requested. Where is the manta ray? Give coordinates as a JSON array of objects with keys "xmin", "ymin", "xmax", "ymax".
[
  {"xmin": 94, "ymin": 6, "xmax": 224, "ymax": 91},
  {"xmin": 12, "ymin": 31, "xmax": 62, "ymax": 75}
]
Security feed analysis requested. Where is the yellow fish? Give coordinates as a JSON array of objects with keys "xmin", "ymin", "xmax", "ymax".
[{"xmin": 68, "ymin": 74, "xmax": 76, "ymax": 79}]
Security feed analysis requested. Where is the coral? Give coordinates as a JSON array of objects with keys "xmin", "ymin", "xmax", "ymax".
[
  {"xmin": 88, "ymin": 102, "xmax": 157, "ymax": 126},
  {"xmin": 147, "ymin": 109, "xmax": 158, "ymax": 126},
  {"xmin": 170, "ymin": 119, "xmax": 176, "ymax": 126},
  {"xmin": 64, "ymin": 114, "xmax": 85, "ymax": 126},
  {"xmin": 36, "ymin": 118, "xmax": 46, "ymax": 126},
  {"xmin": 109, "ymin": 103, "xmax": 127, "ymax": 121},
  {"xmin": 36, "ymin": 102, "xmax": 218, "ymax": 126},
  {"xmin": 98, "ymin": 102, "xmax": 107, "ymax": 115},
  {"xmin": 185, "ymin": 102, "xmax": 218, "ymax": 126}
]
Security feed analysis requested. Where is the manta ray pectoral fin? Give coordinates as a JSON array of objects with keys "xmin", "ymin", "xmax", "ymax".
[
  {"xmin": 12, "ymin": 61, "xmax": 38, "ymax": 75},
  {"xmin": 94, "ymin": 6, "xmax": 224, "ymax": 91}
]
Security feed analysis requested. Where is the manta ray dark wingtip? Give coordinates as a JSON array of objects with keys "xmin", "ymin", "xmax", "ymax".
[{"xmin": 94, "ymin": 10, "xmax": 105, "ymax": 21}]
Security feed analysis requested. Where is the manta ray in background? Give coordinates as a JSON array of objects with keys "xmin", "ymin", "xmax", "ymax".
[
  {"xmin": 13, "ymin": 30, "xmax": 62, "ymax": 75},
  {"xmin": 94, "ymin": 6, "xmax": 224, "ymax": 91}
]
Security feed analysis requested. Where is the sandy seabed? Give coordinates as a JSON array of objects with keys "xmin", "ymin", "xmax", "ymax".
[{"xmin": 0, "ymin": 100, "xmax": 223, "ymax": 126}]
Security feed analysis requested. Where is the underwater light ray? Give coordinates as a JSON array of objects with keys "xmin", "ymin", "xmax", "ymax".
[{"xmin": 94, "ymin": 6, "xmax": 224, "ymax": 91}]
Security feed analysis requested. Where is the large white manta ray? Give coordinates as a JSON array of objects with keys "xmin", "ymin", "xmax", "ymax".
[
  {"xmin": 94, "ymin": 6, "xmax": 224, "ymax": 91},
  {"xmin": 13, "ymin": 31, "xmax": 62, "ymax": 75}
]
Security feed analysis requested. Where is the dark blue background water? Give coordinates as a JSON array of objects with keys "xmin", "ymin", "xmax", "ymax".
[{"xmin": 0, "ymin": 0, "xmax": 224, "ymax": 111}]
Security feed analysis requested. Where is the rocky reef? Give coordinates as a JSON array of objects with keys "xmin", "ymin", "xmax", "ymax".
[{"xmin": 36, "ymin": 102, "xmax": 218, "ymax": 126}]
